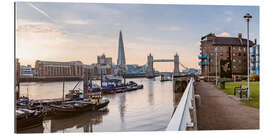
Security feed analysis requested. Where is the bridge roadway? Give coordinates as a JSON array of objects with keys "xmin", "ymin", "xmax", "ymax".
[
  {"xmin": 195, "ymin": 81, "xmax": 259, "ymax": 130},
  {"xmin": 153, "ymin": 59, "xmax": 174, "ymax": 62}
]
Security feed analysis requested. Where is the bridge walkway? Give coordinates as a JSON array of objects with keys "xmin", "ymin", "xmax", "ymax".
[{"xmin": 195, "ymin": 81, "xmax": 259, "ymax": 130}]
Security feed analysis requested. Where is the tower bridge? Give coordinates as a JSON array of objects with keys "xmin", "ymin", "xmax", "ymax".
[{"xmin": 146, "ymin": 53, "xmax": 181, "ymax": 78}]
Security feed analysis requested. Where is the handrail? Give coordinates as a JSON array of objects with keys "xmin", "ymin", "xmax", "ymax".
[{"xmin": 166, "ymin": 77, "xmax": 195, "ymax": 131}]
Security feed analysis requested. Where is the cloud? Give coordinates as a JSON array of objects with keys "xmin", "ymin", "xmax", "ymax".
[
  {"xmin": 224, "ymin": 10, "xmax": 233, "ymax": 15},
  {"xmin": 217, "ymin": 32, "xmax": 231, "ymax": 37},
  {"xmin": 159, "ymin": 26, "xmax": 181, "ymax": 32},
  {"xmin": 16, "ymin": 20, "xmax": 60, "ymax": 34},
  {"xmin": 64, "ymin": 20, "xmax": 89, "ymax": 25},
  {"xmin": 27, "ymin": 3, "xmax": 55, "ymax": 22},
  {"xmin": 226, "ymin": 17, "xmax": 232, "ymax": 22}
]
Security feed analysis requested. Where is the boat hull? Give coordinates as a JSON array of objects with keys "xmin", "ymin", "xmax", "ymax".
[
  {"xmin": 16, "ymin": 112, "xmax": 43, "ymax": 132},
  {"xmin": 96, "ymin": 100, "xmax": 110, "ymax": 110},
  {"xmin": 49, "ymin": 104, "xmax": 96, "ymax": 117},
  {"xmin": 49, "ymin": 100, "xmax": 110, "ymax": 117}
]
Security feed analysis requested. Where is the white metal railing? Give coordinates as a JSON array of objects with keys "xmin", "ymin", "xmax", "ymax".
[{"xmin": 166, "ymin": 77, "xmax": 195, "ymax": 131}]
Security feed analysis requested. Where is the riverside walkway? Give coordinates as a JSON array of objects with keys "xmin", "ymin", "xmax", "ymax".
[{"xmin": 195, "ymin": 81, "xmax": 259, "ymax": 130}]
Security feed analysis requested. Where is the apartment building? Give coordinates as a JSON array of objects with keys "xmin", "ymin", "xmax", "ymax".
[{"xmin": 199, "ymin": 33, "xmax": 255, "ymax": 77}]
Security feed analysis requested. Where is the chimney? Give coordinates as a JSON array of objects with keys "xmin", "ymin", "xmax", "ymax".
[
  {"xmin": 238, "ymin": 33, "xmax": 242, "ymax": 39},
  {"xmin": 254, "ymin": 38, "xmax": 257, "ymax": 45}
]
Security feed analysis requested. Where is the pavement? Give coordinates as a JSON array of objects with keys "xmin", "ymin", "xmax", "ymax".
[{"xmin": 195, "ymin": 81, "xmax": 259, "ymax": 130}]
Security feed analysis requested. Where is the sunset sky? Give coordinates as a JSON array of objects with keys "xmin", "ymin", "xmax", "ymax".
[{"xmin": 16, "ymin": 2, "xmax": 259, "ymax": 72}]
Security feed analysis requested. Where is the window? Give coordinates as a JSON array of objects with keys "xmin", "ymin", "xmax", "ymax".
[
  {"xmin": 244, "ymin": 47, "xmax": 246, "ymax": 52},
  {"xmin": 233, "ymin": 53, "xmax": 235, "ymax": 56},
  {"xmin": 233, "ymin": 66, "xmax": 236, "ymax": 69},
  {"xmin": 220, "ymin": 53, "xmax": 223, "ymax": 56},
  {"xmin": 238, "ymin": 47, "xmax": 241, "ymax": 51},
  {"xmin": 239, "ymin": 59, "xmax": 241, "ymax": 63},
  {"xmin": 233, "ymin": 47, "xmax": 236, "ymax": 50},
  {"xmin": 233, "ymin": 59, "xmax": 236, "ymax": 62},
  {"xmin": 238, "ymin": 53, "xmax": 241, "ymax": 56}
]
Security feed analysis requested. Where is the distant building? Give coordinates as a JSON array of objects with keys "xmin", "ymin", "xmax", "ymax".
[
  {"xmin": 97, "ymin": 54, "xmax": 112, "ymax": 66},
  {"xmin": 199, "ymin": 33, "xmax": 255, "ymax": 77},
  {"xmin": 250, "ymin": 44, "xmax": 260, "ymax": 74},
  {"xmin": 16, "ymin": 59, "xmax": 20, "ymax": 80},
  {"xmin": 20, "ymin": 65, "xmax": 34, "ymax": 78},
  {"xmin": 16, "ymin": 59, "xmax": 20, "ymax": 99},
  {"xmin": 85, "ymin": 64, "xmax": 98, "ymax": 75},
  {"xmin": 97, "ymin": 54, "xmax": 113, "ymax": 75},
  {"xmin": 126, "ymin": 64, "xmax": 147, "ymax": 74},
  {"xmin": 35, "ymin": 60, "xmax": 84, "ymax": 77}
]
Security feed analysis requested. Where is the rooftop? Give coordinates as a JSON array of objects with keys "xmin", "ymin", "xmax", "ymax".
[{"xmin": 201, "ymin": 33, "xmax": 255, "ymax": 46}]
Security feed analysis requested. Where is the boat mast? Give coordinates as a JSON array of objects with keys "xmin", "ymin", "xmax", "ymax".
[
  {"xmin": 123, "ymin": 71, "xmax": 126, "ymax": 85},
  {"xmin": 62, "ymin": 77, "xmax": 65, "ymax": 102},
  {"xmin": 89, "ymin": 72, "xmax": 92, "ymax": 89},
  {"xmin": 83, "ymin": 68, "xmax": 89, "ymax": 98},
  {"xmin": 100, "ymin": 69, "xmax": 103, "ymax": 87},
  {"xmin": 62, "ymin": 65, "xmax": 65, "ymax": 102},
  {"xmin": 27, "ymin": 87, "xmax": 29, "ymax": 99}
]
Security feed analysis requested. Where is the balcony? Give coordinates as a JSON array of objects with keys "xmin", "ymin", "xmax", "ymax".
[
  {"xmin": 199, "ymin": 61, "xmax": 210, "ymax": 66},
  {"xmin": 198, "ymin": 55, "xmax": 210, "ymax": 59}
]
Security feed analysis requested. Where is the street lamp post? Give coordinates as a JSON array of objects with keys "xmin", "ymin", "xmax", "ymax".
[
  {"xmin": 215, "ymin": 47, "xmax": 218, "ymax": 86},
  {"xmin": 244, "ymin": 13, "xmax": 252, "ymax": 100}
]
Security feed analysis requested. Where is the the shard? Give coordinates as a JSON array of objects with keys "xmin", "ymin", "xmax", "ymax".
[{"xmin": 117, "ymin": 30, "xmax": 126, "ymax": 67}]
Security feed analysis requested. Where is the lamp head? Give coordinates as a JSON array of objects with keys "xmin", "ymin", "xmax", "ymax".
[{"xmin": 244, "ymin": 13, "xmax": 252, "ymax": 21}]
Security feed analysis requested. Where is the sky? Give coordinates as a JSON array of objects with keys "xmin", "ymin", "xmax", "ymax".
[{"xmin": 16, "ymin": 2, "xmax": 259, "ymax": 72}]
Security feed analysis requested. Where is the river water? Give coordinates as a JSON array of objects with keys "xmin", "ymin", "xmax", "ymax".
[{"xmin": 18, "ymin": 78, "xmax": 182, "ymax": 133}]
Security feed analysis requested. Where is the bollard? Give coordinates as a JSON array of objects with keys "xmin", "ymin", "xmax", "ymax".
[{"xmin": 195, "ymin": 94, "xmax": 201, "ymax": 108}]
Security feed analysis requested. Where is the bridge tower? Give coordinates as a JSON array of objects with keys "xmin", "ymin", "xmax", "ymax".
[
  {"xmin": 173, "ymin": 53, "xmax": 180, "ymax": 77},
  {"xmin": 146, "ymin": 53, "xmax": 154, "ymax": 78}
]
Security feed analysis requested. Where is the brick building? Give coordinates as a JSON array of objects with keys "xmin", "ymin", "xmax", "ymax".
[{"xmin": 199, "ymin": 33, "xmax": 255, "ymax": 77}]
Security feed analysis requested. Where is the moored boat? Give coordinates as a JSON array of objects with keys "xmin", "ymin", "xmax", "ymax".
[
  {"xmin": 160, "ymin": 74, "xmax": 172, "ymax": 82},
  {"xmin": 16, "ymin": 108, "xmax": 44, "ymax": 131},
  {"xmin": 49, "ymin": 100, "xmax": 96, "ymax": 117}
]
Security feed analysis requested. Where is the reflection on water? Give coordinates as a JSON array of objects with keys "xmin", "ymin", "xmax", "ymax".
[
  {"xmin": 48, "ymin": 110, "xmax": 108, "ymax": 133},
  {"xmin": 148, "ymin": 78, "xmax": 154, "ymax": 105},
  {"xmin": 17, "ymin": 125, "xmax": 44, "ymax": 133},
  {"xmin": 19, "ymin": 78, "xmax": 182, "ymax": 132},
  {"xmin": 119, "ymin": 93, "xmax": 126, "ymax": 130}
]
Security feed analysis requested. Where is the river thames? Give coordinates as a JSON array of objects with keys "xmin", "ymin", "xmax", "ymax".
[{"xmin": 19, "ymin": 77, "xmax": 182, "ymax": 133}]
